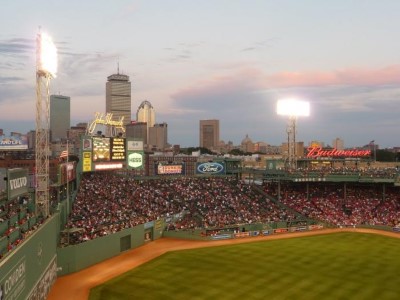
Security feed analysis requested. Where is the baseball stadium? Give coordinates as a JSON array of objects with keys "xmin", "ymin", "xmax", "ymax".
[{"xmin": 1, "ymin": 130, "xmax": 400, "ymax": 299}]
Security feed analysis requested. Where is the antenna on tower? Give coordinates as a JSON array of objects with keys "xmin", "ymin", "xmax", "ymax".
[{"xmin": 117, "ymin": 57, "xmax": 120, "ymax": 74}]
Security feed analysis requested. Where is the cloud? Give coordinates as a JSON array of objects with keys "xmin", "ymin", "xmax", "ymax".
[
  {"xmin": 266, "ymin": 65, "xmax": 400, "ymax": 88},
  {"xmin": 0, "ymin": 38, "xmax": 34, "ymax": 55},
  {"xmin": 165, "ymin": 65, "xmax": 400, "ymax": 147}
]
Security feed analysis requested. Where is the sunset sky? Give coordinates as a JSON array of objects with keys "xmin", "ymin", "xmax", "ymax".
[{"xmin": 1, "ymin": 0, "xmax": 400, "ymax": 148}]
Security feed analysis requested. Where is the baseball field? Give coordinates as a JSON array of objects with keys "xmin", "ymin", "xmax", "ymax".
[
  {"xmin": 48, "ymin": 229, "xmax": 400, "ymax": 299},
  {"xmin": 83, "ymin": 229, "xmax": 400, "ymax": 299}
]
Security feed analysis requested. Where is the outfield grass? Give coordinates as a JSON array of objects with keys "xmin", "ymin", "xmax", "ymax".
[{"xmin": 89, "ymin": 232, "xmax": 400, "ymax": 300}]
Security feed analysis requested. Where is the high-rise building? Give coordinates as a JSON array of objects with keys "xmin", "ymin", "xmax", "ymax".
[
  {"xmin": 50, "ymin": 94, "xmax": 70, "ymax": 142},
  {"xmin": 199, "ymin": 119, "xmax": 219, "ymax": 150},
  {"xmin": 106, "ymin": 73, "xmax": 131, "ymax": 126},
  {"xmin": 126, "ymin": 122, "xmax": 147, "ymax": 146},
  {"xmin": 149, "ymin": 123, "xmax": 168, "ymax": 150},
  {"xmin": 136, "ymin": 100, "xmax": 155, "ymax": 141},
  {"xmin": 332, "ymin": 138, "xmax": 344, "ymax": 150}
]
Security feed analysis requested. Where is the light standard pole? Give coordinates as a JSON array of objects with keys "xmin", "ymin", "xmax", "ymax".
[{"xmin": 277, "ymin": 99, "xmax": 310, "ymax": 171}]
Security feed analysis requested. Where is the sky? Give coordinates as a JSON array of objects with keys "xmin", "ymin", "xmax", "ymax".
[{"xmin": 1, "ymin": 0, "xmax": 400, "ymax": 148}]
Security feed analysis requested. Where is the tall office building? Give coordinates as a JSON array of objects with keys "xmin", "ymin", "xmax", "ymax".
[
  {"xmin": 126, "ymin": 122, "xmax": 148, "ymax": 146},
  {"xmin": 106, "ymin": 73, "xmax": 131, "ymax": 126},
  {"xmin": 199, "ymin": 119, "xmax": 219, "ymax": 150},
  {"xmin": 332, "ymin": 138, "xmax": 344, "ymax": 150},
  {"xmin": 149, "ymin": 123, "xmax": 168, "ymax": 150},
  {"xmin": 136, "ymin": 100, "xmax": 155, "ymax": 142},
  {"xmin": 50, "ymin": 94, "xmax": 70, "ymax": 142}
]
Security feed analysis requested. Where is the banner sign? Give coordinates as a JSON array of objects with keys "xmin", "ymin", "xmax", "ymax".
[
  {"xmin": 127, "ymin": 151, "xmax": 144, "ymax": 170},
  {"xmin": 307, "ymin": 147, "xmax": 371, "ymax": 158},
  {"xmin": 82, "ymin": 152, "xmax": 92, "ymax": 172},
  {"xmin": 0, "ymin": 257, "xmax": 26, "ymax": 300},
  {"xmin": 127, "ymin": 140, "xmax": 143, "ymax": 151},
  {"xmin": 7, "ymin": 168, "xmax": 29, "ymax": 199},
  {"xmin": 196, "ymin": 162, "xmax": 225, "ymax": 175},
  {"xmin": 0, "ymin": 135, "xmax": 28, "ymax": 150},
  {"xmin": 156, "ymin": 163, "xmax": 185, "ymax": 175},
  {"xmin": 59, "ymin": 162, "xmax": 76, "ymax": 185}
]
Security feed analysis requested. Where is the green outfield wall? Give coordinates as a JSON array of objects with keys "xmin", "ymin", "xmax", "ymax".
[
  {"xmin": 0, "ymin": 215, "xmax": 58, "ymax": 300},
  {"xmin": 57, "ymin": 219, "xmax": 165, "ymax": 276}
]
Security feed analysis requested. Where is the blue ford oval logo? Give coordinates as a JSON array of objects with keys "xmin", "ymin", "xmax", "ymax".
[{"xmin": 197, "ymin": 162, "xmax": 224, "ymax": 174}]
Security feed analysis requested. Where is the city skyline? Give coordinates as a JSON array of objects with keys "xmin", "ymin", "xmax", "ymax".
[{"xmin": 1, "ymin": 1, "xmax": 400, "ymax": 148}]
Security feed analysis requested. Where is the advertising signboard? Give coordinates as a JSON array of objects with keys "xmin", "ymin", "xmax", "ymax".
[
  {"xmin": 7, "ymin": 168, "xmax": 29, "ymax": 199},
  {"xmin": 82, "ymin": 152, "xmax": 92, "ymax": 172},
  {"xmin": 59, "ymin": 162, "xmax": 76, "ymax": 185},
  {"xmin": 0, "ymin": 135, "xmax": 28, "ymax": 150},
  {"xmin": 127, "ymin": 140, "xmax": 143, "ymax": 151},
  {"xmin": 156, "ymin": 163, "xmax": 185, "ymax": 175},
  {"xmin": 196, "ymin": 162, "xmax": 225, "ymax": 175},
  {"xmin": 127, "ymin": 151, "xmax": 144, "ymax": 170}
]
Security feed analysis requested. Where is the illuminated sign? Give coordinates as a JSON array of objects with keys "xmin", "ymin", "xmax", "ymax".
[
  {"xmin": 94, "ymin": 163, "xmax": 123, "ymax": 170},
  {"xmin": 306, "ymin": 147, "xmax": 371, "ymax": 158},
  {"xmin": 128, "ymin": 152, "xmax": 143, "ymax": 169},
  {"xmin": 111, "ymin": 138, "xmax": 126, "ymax": 161},
  {"xmin": 156, "ymin": 163, "xmax": 184, "ymax": 175},
  {"xmin": 83, "ymin": 152, "xmax": 92, "ymax": 172},
  {"xmin": 87, "ymin": 112, "xmax": 125, "ymax": 134},
  {"xmin": 196, "ymin": 162, "xmax": 225, "ymax": 175},
  {"xmin": 92, "ymin": 137, "xmax": 110, "ymax": 162}
]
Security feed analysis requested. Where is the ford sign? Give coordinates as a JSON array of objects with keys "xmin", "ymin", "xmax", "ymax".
[{"xmin": 196, "ymin": 162, "xmax": 225, "ymax": 175}]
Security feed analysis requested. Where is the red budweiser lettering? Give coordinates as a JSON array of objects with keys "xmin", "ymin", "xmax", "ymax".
[{"xmin": 307, "ymin": 147, "xmax": 371, "ymax": 158}]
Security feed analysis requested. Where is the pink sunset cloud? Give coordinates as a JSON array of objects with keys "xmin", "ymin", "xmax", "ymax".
[{"xmin": 265, "ymin": 65, "xmax": 400, "ymax": 88}]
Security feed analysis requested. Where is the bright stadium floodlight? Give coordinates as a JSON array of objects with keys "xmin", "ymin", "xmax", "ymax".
[
  {"xmin": 277, "ymin": 99, "xmax": 310, "ymax": 117},
  {"xmin": 37, "ymin": 32, "xmax": 57, "ymax": 78},
  {"xmin": 277, "ymin": 99, "xmax": 310, "ymax": 170}
]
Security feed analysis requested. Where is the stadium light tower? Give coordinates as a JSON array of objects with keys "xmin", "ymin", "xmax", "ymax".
[
  {"xmin": 35, "ymin": 31, "xmax": 57, "ymax": 218},
  {"xmin": 277, "ymin": 99, "xmax": 310, "ymax": 170}
]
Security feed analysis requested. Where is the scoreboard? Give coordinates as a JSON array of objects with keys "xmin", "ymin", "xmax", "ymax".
[{"xmin": 81, "ymin": 136, "xmax": 128, "ymax": 172}]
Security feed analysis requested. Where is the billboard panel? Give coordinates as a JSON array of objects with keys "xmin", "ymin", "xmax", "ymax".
[
  {"xmin": 156, "ymin": 162, "xmax": 185, "ymax": 175},
  {"xmin": 196, "ymin": 162, "xmax": 225, "ymax": 175},
  {"xmin": 92, "ymin": 137, "xmax": 110, "ymax": 162},
  {"xmin": 127, "ymin": 140, "xmax": 143, "ymax": 151},
  {"xmin": 7, "ymin": 168, "xmax": 29, "ymax": 199},
  {"xmin": 0, "ymin": 135, "xmax": 28, "ymax": 150},
  {"xmin": 82, "ymin": 152, "xmax": 92, "ymax": 172},
  {"xmin": 127, "ymin": 151, "xmax": 144, "ymax": 170},
  {"xmin": 59, "ymin": 162, "xmax": 76, "ymax": 185}
]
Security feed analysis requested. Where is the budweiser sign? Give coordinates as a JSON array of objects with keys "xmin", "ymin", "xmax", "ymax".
[{"xmin": 307, "ymin": 147, "xmax": 371, "ymax": 158}]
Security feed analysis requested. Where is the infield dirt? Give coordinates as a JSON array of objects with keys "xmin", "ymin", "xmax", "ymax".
[{"xmin": 47, "ymin": 228, "xmax": 400, "ymax": 300}]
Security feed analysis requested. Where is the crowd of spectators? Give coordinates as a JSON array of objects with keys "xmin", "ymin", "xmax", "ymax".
[
  {"xmin": 0, "ymin": 195, "xmax": 39, "ymax": 260},
  {"xmin": 64, "ymin": 173, "xmax": 299, "ymax": 244},
  {"xmin": 279, "ymin": 166, "xmax": 399, "ymax": 179},
  {"xmin": 64, "ymin": 169, "xmax": 400, "ymax": 245},
  {"xmin": 265, "ymin": 182, "xmax": 400, "ymax": 227}
]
